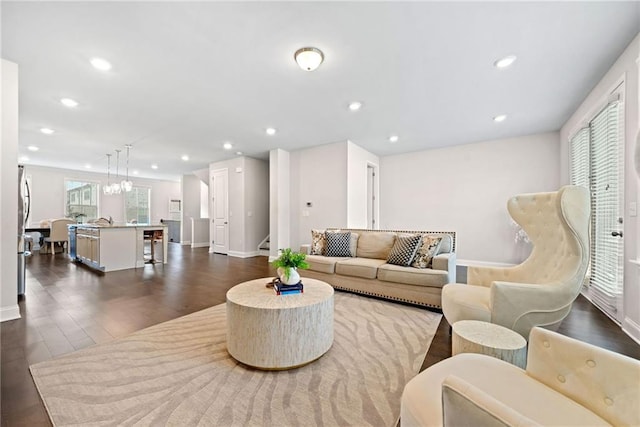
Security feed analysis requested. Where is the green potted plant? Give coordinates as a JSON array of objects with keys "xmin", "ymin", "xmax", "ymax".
[{"xmin": 271, "ymin": 248, "xmax": 309, "ymax": 285}]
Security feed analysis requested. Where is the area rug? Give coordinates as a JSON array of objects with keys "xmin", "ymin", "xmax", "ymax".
[{"xmin": 30, "ymin": 291, "xmax": 441, "ymax": 426}]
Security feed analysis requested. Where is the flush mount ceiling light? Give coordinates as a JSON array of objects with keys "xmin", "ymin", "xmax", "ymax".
[
  {"xmin": 85, "ymin": 164, "xmax": 92, "ymax": 169},
  {"xmin": 90, "ymin": 57, "xmax": 112, "ymax": 71},
  {"xmin": 266, "ymin": 127, "xmax": 277, "ymax": 136},
  {"xmin": 223, "ymin": 142, "xmax": 233, "ymax": 150},
  {"xmin": 389, "ymin": 135, "xmax": 399, "ymax": 143},
  {"xmin": 294, "ymin": 47, "xmax": 324, "ymax": 71},
  {"xmin": 132, "ymin": 170, "xmax": 139, "ymax": 175},
  {"xmin": 151, "ymin": 164, "xmax": 158, "ymax": 170},
  {"xmin": 493, "ymin": 114, "xmax": 507, "ymax": 122},
  {"xmin": 60, "ymin": 98, "xmax": 79, "ymax": 107},
  {"xmin": 348, "ymin": 101, "xmax": 363, "ymax": 111},
  {"xmin": 181, "ymin": 155, "xmax": 189, "ymax": 161},
  {"xmin": 19, "ymin": 156, "xmax": 29, "ymax": 162},
  {"xmin": 494, "ymin": 55, "xmax": 517, "ymax": 69},
  {"xmin": 236, "ymin": 151, "xmax": 243, "ymax": 156},
  {"xmin": 27, "ymin": 145, "xmax": 39, "ymax": 151},
  {"xmin": 40, "ymin": 127, "xmax": 54, "ymax": 135}
]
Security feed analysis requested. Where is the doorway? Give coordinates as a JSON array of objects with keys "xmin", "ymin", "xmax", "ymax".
[
  {"xmin": 211, "ymin": 168, "xmax": 229, "ymax": 254},
  {"xmin": 366, "ymin": 164, "xmax": 377, "ymax": 229}
]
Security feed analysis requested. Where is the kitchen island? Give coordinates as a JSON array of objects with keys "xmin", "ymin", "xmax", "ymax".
[{"xmin": 70, "ymin": 224, "xmax": 168, "ymax": 272}]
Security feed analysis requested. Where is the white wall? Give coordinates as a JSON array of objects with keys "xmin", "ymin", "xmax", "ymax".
[
  {"xmin": 244, "ymin": 157, "xmax": 269, "ymax": 253},
  {"xmin": 1, "ymin": 59, "xmax": 20, "ymax": 322},
  {"xmin": 181, "ymin": 173, "xmax": 201, "ymax": 244},
  {"xmin": 560, "ymin": 34, "xmax": 640, "ymax": 343},
  {"xmin": 290, "ymin": 142, "xmax": 348, "ymax": 250},
  {"xmin": 347, "ymin": 141, "xmax": 380, "ymax": 229},
  {"xmin": 211, "ymin": 156, "xmax": 269, "ymax": 256},
  {"xmin": 24, "ymin": 165, "xmax": 180, "ymax": 226},
  {"xmin": 380, "ymin": 132, "xmax": 560, "ymax": 264},
  {"xmin": 270, "ymin": 149, "xmax": 290, "ymax": 258}
]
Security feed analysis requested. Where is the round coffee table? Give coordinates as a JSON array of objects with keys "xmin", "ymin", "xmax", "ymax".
[
  {"xmin": 226, "ymin": 277, "xmax": 334, "ymax": 370},
  {"xmin": 452, "ymin": 320, "xmax": 527, "ymax": 368}
]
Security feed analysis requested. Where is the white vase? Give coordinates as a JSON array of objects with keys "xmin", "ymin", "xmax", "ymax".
[{"xmin": 277, "ymin": 267, "xmax": 300, "ymax": 285}]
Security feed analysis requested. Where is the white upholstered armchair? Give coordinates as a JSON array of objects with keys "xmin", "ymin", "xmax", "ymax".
[
  {"xmin": 401, "ymin": 327, "xmax": 640, "ymax": 426},
  {"xmin": 442, "ymin": 185, "xmax": 590, "ymax": 338}
]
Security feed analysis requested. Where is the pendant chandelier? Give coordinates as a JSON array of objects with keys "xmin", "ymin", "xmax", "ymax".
[
  {"xmin": 121, "ymin": 144, "xmax": 133, "ymax": 192},
  {"xmin": 103, "ymin": 153, "xmax": 113, "ymax": 195},
  {"xmin": 110, "ymin": 149, "xmax": 122, "ymax": 194}
]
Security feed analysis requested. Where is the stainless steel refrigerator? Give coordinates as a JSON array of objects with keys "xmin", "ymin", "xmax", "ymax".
[{"xmin": 18, "ymin": 165, "xmax": 30, "ymax": 296}]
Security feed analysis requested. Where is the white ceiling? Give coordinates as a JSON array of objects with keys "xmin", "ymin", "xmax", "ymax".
[{"xmin": 3, "ymin": 1, "xmax": 639, "ymax": 181}]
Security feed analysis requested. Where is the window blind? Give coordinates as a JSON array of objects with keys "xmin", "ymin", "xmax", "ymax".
[
  {"xmin": 569, "ymin": 128, "xmax": 589, "ymax": 189},
  {"xmin": 588, "ymin": 101, "xmax": 624, "ymax": 319}
]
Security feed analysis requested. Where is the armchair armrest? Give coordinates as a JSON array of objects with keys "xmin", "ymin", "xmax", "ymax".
[
  {"xmin": 526, "ymin": 327, "xmax": 640, "ymax": 427},
  {"xmin": 442, "ymin": 375, "xmax": 540, "ymax": 427},
  {"xmin": 300, "ymin": 244, "xmax": 311, "ymax": 255},
  {"xmin": 489, "ymin": 280, "xmax": 575, "ymax": 336},
  {"xmin": 433, "ymin": 252, "xmax": 456, "ymax": 283}
]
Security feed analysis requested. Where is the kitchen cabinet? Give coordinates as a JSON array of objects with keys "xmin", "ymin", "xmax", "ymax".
[{"xmin": 71, "ymin": 225, "xmax": 167, "ymax": 272}]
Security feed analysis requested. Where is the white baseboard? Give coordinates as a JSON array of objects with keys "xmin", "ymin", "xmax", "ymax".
[
  {"xmin": 268, "ymin": 255, "xmax": 278, "ymax": 262},
  {"xmin": 180, "ymin": 240, "xmax": 191, "ymax": 245},
  {"xmin": 0, "ymin": 305, "xmax": 21, "ymax": 322},
  {"xmin": 191, "ymin": 242, "xmax": 209, "ymax": 248},
  {"xmin": 457, "ymin": 259, "xmax": 516, "ymax": 268},
  {"xmin": 622, "ymin": 316, "xmax": 640, "ymax": 345},
  {"xmin": 228, "ymin": 250, "xmax": 260, "ymax": 258}
]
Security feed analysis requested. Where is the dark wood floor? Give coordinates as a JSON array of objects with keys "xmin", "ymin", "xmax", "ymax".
[{"xmin": 2, "ymin": 245, "xmax": 638, "ymax": 426}]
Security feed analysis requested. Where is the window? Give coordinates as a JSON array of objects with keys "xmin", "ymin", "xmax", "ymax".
[
  {"xmin": 125, "ymin": 187, "xmax": 150, "ymax": 224},
  {"xmin": 65, "ymin": 180, "xmax": 99, "ymax": 222},
  {"xmin": 569, "ymin": 93, "xmax": 624, "ymax": 322}
]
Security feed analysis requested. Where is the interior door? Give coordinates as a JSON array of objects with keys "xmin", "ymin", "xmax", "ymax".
[{"xmin": 211, "ymin": 169, "xmax": 229, "ymax": 254}]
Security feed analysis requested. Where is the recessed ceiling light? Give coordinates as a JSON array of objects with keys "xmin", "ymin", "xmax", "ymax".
[
  {"xmin": 151, "ymin": 164, "xmax": 158, "ymax": 170},
  {"xmin": 27, "ymin": 145, "xmax": 39, "ymax": 152},
  {"xmin": 493, "ymin": 114, "xmax": 507, "ymax": 122},
  {"xmin": 494, "ymin": 55, "xmax": 517, "ymax": 69},
  {"xmin": 90, "ymin": 57, "xmax": 112, "ymax": 71},
  {"xmin": 348, "ymin": 101, "xmax": 363, "ymax": 111},
  {"xmin": 266, "ymin": 127, "xmax": 277, "ymax": 136},
  {"xmin": 389, "ymin": 135, "xmax": 399, "ymax": 143},
  {"xmin": 132, "ymin": 170, "xmax": 139, "ymax": 175},
  {"xmin": 60, "ymin": 98, "xmax": 79, "ymax": 108},
  {"xmin": 181, "ymin": 155, "xmax": 189, "ymax": 161},
  {"xmin": 19, "ymin": 156, "xmax": 29, "ymax": 162},
  {"xmin": 223, "ymin": 142, "xmax": 233, "ymax": 150},
  {"xmin": 236, "ymin": 151, "xmax": 243, "ymax": 156},
  {"xmin": 40, "ymin": 127, "xmax": 54, "ymax": 135},
  {"xmin": 84, "ymin": 163, "xmax": 92, "ymax": 169}
]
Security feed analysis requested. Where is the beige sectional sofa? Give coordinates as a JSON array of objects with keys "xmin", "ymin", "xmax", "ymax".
[{"xmin": 299, "ymin": 228, "xmax": 456, "ymax": 309}]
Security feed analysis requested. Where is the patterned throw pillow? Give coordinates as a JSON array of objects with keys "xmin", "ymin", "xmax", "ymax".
[
  {"xmin": 411, "ymin": 235, "xmax": 443, "ymax": 269},
  {"xmin": 386, "ymin": 234, "xmax": 422, "ymax": 266},
  {"xmin": 325, "ymin": 232, "xmax": 352, "ymax": 257},
  {"xmin": 310, "ymin": 229, "xmax": 326, "ymax": 255}
]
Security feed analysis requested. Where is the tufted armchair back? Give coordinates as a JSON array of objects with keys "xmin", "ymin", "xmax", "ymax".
[{"xmin": 464, "ymin": 185, "xmax": 590, "ymax": 337}]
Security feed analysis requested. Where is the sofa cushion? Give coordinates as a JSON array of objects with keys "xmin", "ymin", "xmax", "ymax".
[
  {"xmin": 325, "ymin": 232, "xmax": 352, "ymax": 257},
  {"xmin": 378, "ymin": 263, "xmax": 450, "ymax": 288},
  {"xmin": 356, "ymin": 232, "xmax": 396, "ymax": 259},
  {"xmin": 438, "ymin": 234, "xmax": 453, "ymax": 254},
  {"xmin": 305, "ymin": 255, "xmax": 351, "ymax": 274},
  {"xmin": 336, "ymin": 258, "xmax": 388, "ymax": 279},
  {"xmin": 310, "ymin": 229, "xmax": 326, "ymax": 255},
  {"xmin": 412, "ymin": 235, "xmax": 443, "ymax": 268},
  {"xmin": 387, "ymin": 234, "xmax": 422, "ymax": 266}
]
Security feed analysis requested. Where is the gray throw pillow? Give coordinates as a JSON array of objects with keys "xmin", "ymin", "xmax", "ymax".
[
  {"xmin": 325, "ymin": 232, "xmax": 352, "ymax": 257},
  {"xmin": 387, "ymin": 234, "xmax": 422, "ymax": 266}
]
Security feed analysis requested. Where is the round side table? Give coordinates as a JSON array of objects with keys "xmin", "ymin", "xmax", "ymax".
[
  {"xmin": 226, "ymin": 277, "xmax": 334, "ymax": 370},
  {"xmin": 452, "ymin": 320, "xmax": 527, "ymax": 368}
]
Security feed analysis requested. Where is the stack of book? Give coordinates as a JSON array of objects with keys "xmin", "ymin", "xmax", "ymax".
[{"xmin": 273, "ymin": 278, "xmax": 304, "ymax": 295}]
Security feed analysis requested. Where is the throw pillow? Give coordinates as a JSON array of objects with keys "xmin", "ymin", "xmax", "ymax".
[
  {"xmin": 325, "ymin": 232, "xmax": 352, "ymax": 257},
  {"xmin": 387, "ymin": 234, "xmax": 422, "ymax": 266},
  {"xmin": 349, "ymin": 232, "xmax": 359, "ymax": 257},
  {"xmin": 310, "ymin": 229, "xmax": 326, "ymax": 255},
  {"xmin": 411, "ymin": 235, "xmax": 443, "ymax": 269}
]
